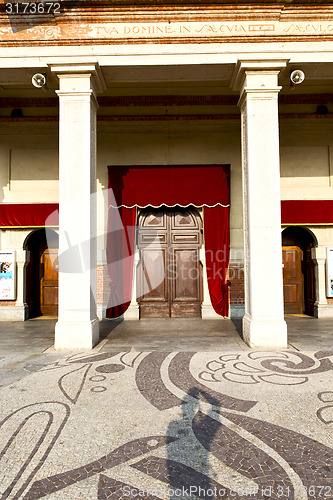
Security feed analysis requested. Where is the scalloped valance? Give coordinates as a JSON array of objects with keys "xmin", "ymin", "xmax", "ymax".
[{"xmin": 107, "ymin": 164, "xmax": 230, "ymax": 209}]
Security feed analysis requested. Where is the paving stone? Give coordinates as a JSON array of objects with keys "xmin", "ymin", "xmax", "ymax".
[{"xmin": 0, "ymin": 318, "xmax": 332, "ymax": 499}]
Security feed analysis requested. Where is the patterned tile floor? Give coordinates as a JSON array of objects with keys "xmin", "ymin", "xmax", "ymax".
[{"xmin": 0, "ymin": 318, "xmax": 332, "ymax": 499}]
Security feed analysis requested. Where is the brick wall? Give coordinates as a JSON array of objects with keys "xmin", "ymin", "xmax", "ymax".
[
  {"xmin": 97, "ymin": 264, "xmax": 112, "ymax": 311},
  {"xmin": 228, "ymin": 263, "xmax": 245, "ymax": 305}
]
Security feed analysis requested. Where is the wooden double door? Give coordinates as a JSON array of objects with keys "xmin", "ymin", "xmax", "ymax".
[{"xmin": 137, "ymin": 207, "xmax": 203, "ymax": 318}]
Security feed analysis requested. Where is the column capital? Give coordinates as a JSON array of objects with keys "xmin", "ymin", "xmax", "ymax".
[
  {"xmin": 231, "ymin": 59, "xmax": 289, "ymax": 92},
  {"xmin": 49, "ymin": 62, "xmax": 106, "ymax": 94}
]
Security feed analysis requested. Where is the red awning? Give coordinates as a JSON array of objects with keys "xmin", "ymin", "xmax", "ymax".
[
  {"xmin": 0, "ymin": 203, "xmax": 59, "ymax": 227},
  {"xmin": 108, "ymin": 165, "xmax": 230, "ymax": 208},
  {"xmin": 281, "ymin": 200, "xmax": 333, "ymax": 225},
  {"xmin": 0, "ymin": 199, "xmax": 332, "ymax": 228}
]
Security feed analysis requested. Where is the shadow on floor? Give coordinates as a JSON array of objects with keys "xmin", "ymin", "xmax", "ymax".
[
  {"xmin": 99, "ymin": 317, "xmax": 124, "ymax": 340},
  {"xmin": 98, "ymin": 317, "xmax": 248, "ymax": 351},
  {"xmin": 230, "ymin": 319, "xmax": 243, "ymax": 339}
]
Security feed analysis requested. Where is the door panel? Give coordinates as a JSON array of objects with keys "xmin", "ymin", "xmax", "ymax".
[
  {"xmin": 141, "ymin": 250, "xmax": 166, "ymax": 300},
  {"xmin": 282, "ymin": 246, "xmax": 303, "ymax": 314},
  {"xmin": 172, "ymin": 249, "xmax": 199, "ymax": 300},
  {"xmin": 305, "ymin": 248, "xmax": 316, "ymax": 316},
  {"xmin": 40, "ymin": 249, "xmax": 59, "ymax": 316},
  {"xmin": 138, "ymin": 208, "xmax": 202, "ymax": 318}
]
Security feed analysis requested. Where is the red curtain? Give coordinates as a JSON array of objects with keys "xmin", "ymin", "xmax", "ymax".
[
  {"xmin": 106, "ymin": 206, "xmax": 136, "ymax": 318},
  {"xmin": 204, "ymin": 205, "xmax": 230, "ymax": 317},
  {"xmin": 0, "ymin": 203, "xmax": 59, "ymax": 227}
]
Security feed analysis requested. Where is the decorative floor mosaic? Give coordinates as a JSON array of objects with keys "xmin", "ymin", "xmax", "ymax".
[{"xmin": 0, "ymin": 350, "xmax": 332, "ymax": 499}]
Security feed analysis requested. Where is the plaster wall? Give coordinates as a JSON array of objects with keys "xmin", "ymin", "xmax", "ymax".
[
  {"xmin": 0, "ymin": 133, "xmax": 58, "ymax": 203},
  {"xmin": 280, "ymin": 121, "xmax": 333, "ymax": 198}
]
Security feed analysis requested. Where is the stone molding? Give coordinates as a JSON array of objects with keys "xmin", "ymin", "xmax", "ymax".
[
  {"xmin": 2, "ymin": 17, "xmax": 333, "ymax": 45},
  {"xmin": 231, "ymin": 59, "xmax": 288, "ymax": 93},
  {"xmin": 50, "ymin": 63, "xmax": 106, "ymax": 95}
]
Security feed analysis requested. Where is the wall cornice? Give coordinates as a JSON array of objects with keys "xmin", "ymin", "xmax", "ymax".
[{"xmin": 1, "ymin": 2, "xmax": 333, "ymax": 46}]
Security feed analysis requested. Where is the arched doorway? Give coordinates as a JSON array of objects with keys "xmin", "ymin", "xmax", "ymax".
[
  {"xmin": 282, "ymin": 227, "xmax": 316, "ymax": 316},
  {"xmin": 25, "ymin": 229, "xmax": 59, "ymax": 318},
  {"xmin": 137, "ymin": 206, "xmax": 203, "ymax": 317}
]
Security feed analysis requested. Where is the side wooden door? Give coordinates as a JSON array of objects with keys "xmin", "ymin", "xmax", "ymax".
[
  {"xmin": 40, "ymin": 249, "xmax": 59, "ymax": 316},
  {"xmin": 304, "ymin": 247, "xmax": 316, "ymax": 316},
  {"xmin": 282, "ymin": 246, "xmax": 303, "ymax": 314},
  {"xmin": 137, "ymin": 208, "xmax": 202, "ymax": 317}
]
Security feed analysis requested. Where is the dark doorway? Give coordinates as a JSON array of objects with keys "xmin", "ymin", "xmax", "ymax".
[
  {"xmin": 25, "ymin": 229, "xmax": 59, "ymax": 318},
  {"xmin": 137, "ymin": 207, "xmax": 203, "ymax": 318},
  {"xmin": 282, "ymin": 227, "xmax": 316, "ymax": 316}
]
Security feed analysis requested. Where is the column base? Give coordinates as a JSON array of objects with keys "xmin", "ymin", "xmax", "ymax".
[
  {"xmin": 230, "ymin": 305, "xmax": 245, "ymax": 319},
  {"xmin": 242, "ymin": 314, "xmax": 288, "ymax": 348},
  {"xmin": 124, "ymin": 304, "xmax": 140, "ymax": 320},
  {"xmin": 55, "ymin": 318, "xmax": 99, "ymax": 349},
  {"xmin": 0, "ymin": 304, "xmax": 29, "ymax": 321},
  {"xmin": 201, "ymin": 303, "xmax": 223, "ymax": 319},
  {"xmin": 97, "ymin": 305, "xmax": 106, "ymax": 321},
  {"xmin": 314, "ymin": 303, "xmax": 333, "ymax": 319}
]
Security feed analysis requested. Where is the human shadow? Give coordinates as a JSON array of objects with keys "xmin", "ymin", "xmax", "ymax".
[{"xmin": 166, "ymin": 387, "xmax": 221, "ymax": 500}]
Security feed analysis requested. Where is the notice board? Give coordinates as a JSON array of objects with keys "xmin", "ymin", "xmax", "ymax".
[{"xmin": 0, "ymin": 251, "xmax": 16, "ymax": 300}]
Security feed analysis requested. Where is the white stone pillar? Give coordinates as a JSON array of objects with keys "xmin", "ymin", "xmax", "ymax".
[
  {"xmin": 200, "ymin": 247, "xmax": 221, "ymax": 318},
  {"xmin": 313, "ymin": 246, "xmax": 332, "ymax": 318},
  {"xmin": 51, "ymin": 63, "xmax": 105, "ymax": 349},
  {"xmin": 232, "ymin": 60, "xmax": 288, "ymax": 347},
  {"xmin": 124, "ymin": 251, "xmax": 140, "ymax": 320},
  {"xmin": 16, "ymin": 249, "xmax": 28, "ymax": 319}
]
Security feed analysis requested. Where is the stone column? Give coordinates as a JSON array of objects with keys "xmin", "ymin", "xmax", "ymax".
[
  {"xmin": 200, "ymin": 247, "xmax": 221, "ymax": 318},
  {"xmin": 124, "ymin": 250, "xmax": 140, "ymax": 320},
  {"xmin": 51, "ymin": 63, "xmax": 105, "ymax": 348},
  {"xmin": 313, "ymin": 246, "xmax": 332, "ymax": 318},
  {"xmin": 16, "ymin": 249, "xmax": 28, "ymax": 320},
  {"xmin": 232, "ymin": 60, "xmax": 288, "ymax": 347}
]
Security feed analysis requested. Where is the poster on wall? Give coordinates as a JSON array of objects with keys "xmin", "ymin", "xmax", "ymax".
[
  {"xmin": 0, "ymin": 251, "xmax": 16, "ymax": 300},
  {"xmin": 327, "ymin": 247, "xmax": 333, "ymax": 298}
]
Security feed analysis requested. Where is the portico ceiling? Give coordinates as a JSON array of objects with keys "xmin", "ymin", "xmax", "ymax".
[{"xmin": 1, "ymin": 62, "xmax": 333, "ymax": 98}]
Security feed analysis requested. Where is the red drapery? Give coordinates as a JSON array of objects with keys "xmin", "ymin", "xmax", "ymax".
[
  {"xmin": 106, "ymin": 206, "xmax": 136, "ymax": 318},
  {"xmin": 107, "ymin": 165, "xmax": 230, "ymax": 318},
  {"xmin": 0, "ymin": 203, "xmax": 59, "ymax": 227},
  {"xmin": 204, "ymin": 205, "xmax": 230, "ymax": 316}
]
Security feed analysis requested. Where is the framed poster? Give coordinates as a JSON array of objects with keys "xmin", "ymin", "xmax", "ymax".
[
  {"xmin": 0, "ymin": 251, "xmax": 16, "ymax": 300},
  {"xmin": 327, "ymin": 247, "xmax": 333, "ymax": 298}
]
